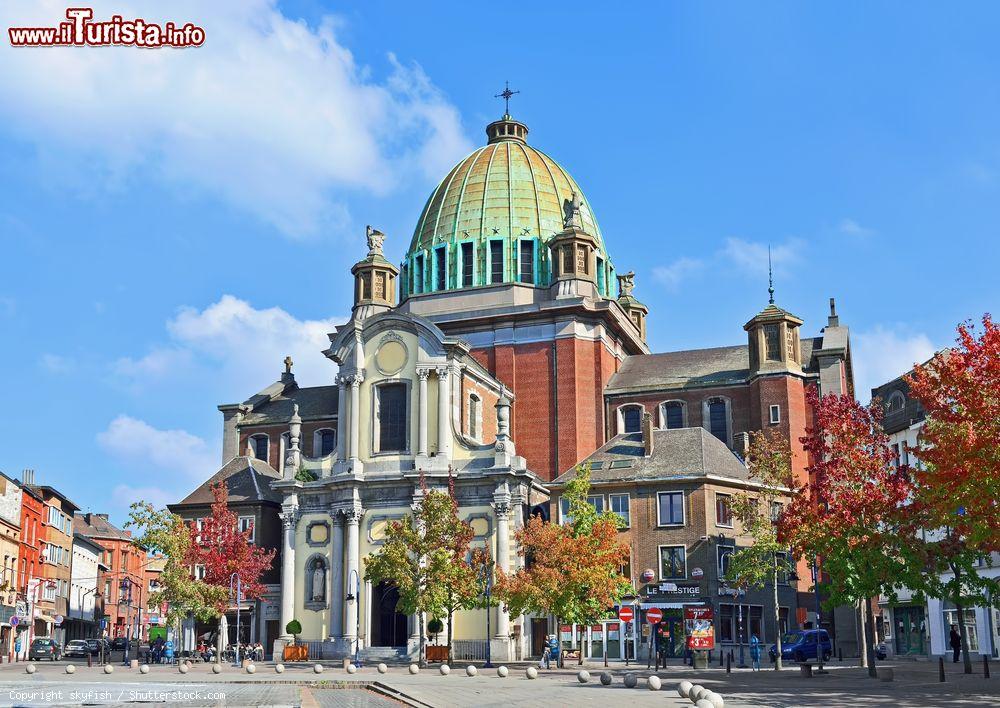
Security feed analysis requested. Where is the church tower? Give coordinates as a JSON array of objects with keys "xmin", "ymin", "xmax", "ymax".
[{"xmin": 351, "ymin": 226, "xmax": 398, "ymax": 321}]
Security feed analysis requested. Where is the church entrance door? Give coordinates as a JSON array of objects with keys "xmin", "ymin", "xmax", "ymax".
[{"xmin": 371, "ymin": 581, "xmax": 407, "ymax": 647}]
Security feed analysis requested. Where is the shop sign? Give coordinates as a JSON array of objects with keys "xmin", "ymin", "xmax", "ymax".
[
  {"xmin": 691, "ymin": 567, "xmax": 704, "ymax": 579},
  {"xmin": 645, "ymin": 582, "xmax": 700, "ymax": 598},
  {"xmin": 718, "ymin": 585, "xmax": 746, "ymax": 597},
  {"xmin": 684, "ymin": 606, "xmax": 715, "ymax": 650}
]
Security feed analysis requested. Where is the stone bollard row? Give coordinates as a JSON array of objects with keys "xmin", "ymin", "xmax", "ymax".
[{"xmin": 677, "ymin": 681, "xmax": 725, "ymax": 708}]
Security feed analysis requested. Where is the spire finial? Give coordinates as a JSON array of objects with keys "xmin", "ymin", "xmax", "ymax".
[
  {"xmin": 767, "ymin": 245, "xmax": 775, "ymax": 304},
  {"xmin": 494, "ymin": 80, "xmax": 519, "ymax": 117}
]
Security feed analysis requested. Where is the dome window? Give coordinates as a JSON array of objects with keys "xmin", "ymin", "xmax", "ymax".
[
  {"xmin": 460, "ymin": 242, "xmax": 475, "ymax": 287},
  {"xmin": 434, "ymin": 246, "xmax": 447, "ymax": 291},
  {"xmin": 489, "ymin": 240, "xmax": 504, "ymax": 284},
  {"xmin": 518, "ymin": 240, "xmax": 535, "ymax": 284}
]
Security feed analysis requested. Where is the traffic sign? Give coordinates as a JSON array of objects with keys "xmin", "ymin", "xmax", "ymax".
[
  {"xmin": 646, "ymin": 607, "xmax": 663, "ymax": 623},
  {"xmin": 9, "ymin": 616, "xmax": 18, "ymax": 627},
  {"xmin": 54, "ymin": 614, "xmax": 63, "ymax": 626},
  {"xmin": 691, "ymin": 567, "xmax": 704, "ymax": 579},
  {"xmin": 618, "ymin": 606, "xmax": 634, "ymax": 622}
]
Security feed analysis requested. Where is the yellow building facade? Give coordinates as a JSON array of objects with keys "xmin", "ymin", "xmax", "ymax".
[{"xmin": 271, "ymin": 231, "xmax": 546, "ymax": 662}]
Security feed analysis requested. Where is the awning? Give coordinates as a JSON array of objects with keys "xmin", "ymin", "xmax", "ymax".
[{"xmin": 36, "ymin": 614, "xmax": 57, "ymax": 624}]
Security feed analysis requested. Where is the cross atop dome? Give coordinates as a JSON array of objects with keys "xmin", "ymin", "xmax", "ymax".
[{"xmin": 494, "ymin": 80, "xmax": 520, "ymax": 118}]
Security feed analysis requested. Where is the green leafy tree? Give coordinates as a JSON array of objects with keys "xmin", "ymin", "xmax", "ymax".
[
  {"xmin": 727, "ymin": 429, "xmax": 795, "ymax": 670},
  {"xmin": 365, "ymin": 478, "xmax": 475, "ymax": 665},
  {"xmin": 125, "ymin": 502, "xmax": 226, "ymax": 626},
  {"xmin": 496, "ymin": 464, "xmax": 631, "ymax": 665}
]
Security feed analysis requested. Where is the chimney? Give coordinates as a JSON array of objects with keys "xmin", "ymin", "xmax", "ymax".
[
  {"xmin": 735, "ymin": 432, "xmax": 751, "ymax": 458},
  {"xmin": 828, "ymin": 297, "xmax": 840, "ymax": 327},
  {"xmin": 22, "ymin": 469, "xmax": 34, "ymax": 486},
  {"xmin": 641, "ymin": 412, "xmax": 654, "ymax": 457}
]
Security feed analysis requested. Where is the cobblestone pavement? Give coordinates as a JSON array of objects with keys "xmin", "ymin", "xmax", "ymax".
[{"xmin": 0, "ymin": 659, "xmax": 996, "ymax": 706}]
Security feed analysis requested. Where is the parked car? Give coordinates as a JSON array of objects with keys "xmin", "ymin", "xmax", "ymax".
[
  {"xmin": 769, "ymin": 629, "xmax": 832, "ymax": 663},
  {"xmin": 63, "ymin": 640, "xmax": 90, "ymax": 658},
  {"xmin": 111, "ymin": 637, "xmax": 127, "ymax": 651},
  {"xmin": 29, "ymin": 637, "xmax": 61, "ymax": 661},
  {"xmin": 86, "ymin": 638, "xmax": 111, "ymax": 656},
  {"xmin": 875, "ymin": 642, "xmax": 887, "ymax": 661}
]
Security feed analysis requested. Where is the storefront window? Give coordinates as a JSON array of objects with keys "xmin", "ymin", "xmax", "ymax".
[
  {"xmin": 943, "ymin": 609, "xmax": 978, "ymax": 652},
  {"xmin": 719, "ymin": 604, "xmax": 735, "ymax": 642}
]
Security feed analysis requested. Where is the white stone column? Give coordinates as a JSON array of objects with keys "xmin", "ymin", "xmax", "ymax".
[
  {"xmin": 336, "ymin": 376, "xmax": 348, "ymax": 462},
  {"xmin": 329, "ymin": 513, "xmax": 345, "ymax": 639},
  {"xmin": 435, "ymin": 366, "xmax": 451, "ymax": 458},
  {"xmin": 348, "ymin": 374, "xmax": 362, "ymax": 462},
  {"xmin": 343, "ymin": 508, "xmax": 363, "ymax": 649},
  {"xmin": 493, "ymin": 500, "xmax": 512, "ymax": 639},
  {"xmin": 416, "ymin": 368, "xmax": 429, "ymax": 456},
  {"xmin": 278, "ymin": 509, "xmax": 298, "ymax": 639}
]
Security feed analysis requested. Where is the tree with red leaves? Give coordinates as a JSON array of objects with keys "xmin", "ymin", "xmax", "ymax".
[
  {"xmin": 905, "ymin": 314, "xmax": 1000, "ymax": 673},
  {"xmin": 185, "ymin": 482, "xmax": 276, "ymax": 650},
  {"xmin": 780, "ymin": 387, "xmax": 916, "ymax": 676}
]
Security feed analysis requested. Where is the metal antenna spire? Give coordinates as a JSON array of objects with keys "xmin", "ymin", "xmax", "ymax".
[
  {"xmin": 768, "ymin": 245, "xmax": 775, "ymax": 304},
  {"xmin": 494, "ymin": 81, "xmax": 520, "ymax": 116}
]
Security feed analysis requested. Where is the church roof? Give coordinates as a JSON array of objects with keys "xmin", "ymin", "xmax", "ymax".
[
  {"xmin": 239, "ymin": 385, "xmax": 338, "ymax": 425},
  {"xmin": 170, "ymin": 456, "xmax": 281, "ymax": 509},
  {"xmin": 550, "ymin": 428, "xmax": 749, "ymax": 486},
  {"xmin": 406, "ymin": 114, "xmax": 611, "ymax": 290},
  {"xmin": 606, "ymin": 337, "xmax": 823, "ymax": 394}
]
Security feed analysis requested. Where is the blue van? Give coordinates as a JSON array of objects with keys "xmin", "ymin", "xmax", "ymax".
[{"xmin": 769, "ymin": 629, "xmax": 832, "ymax": 663}]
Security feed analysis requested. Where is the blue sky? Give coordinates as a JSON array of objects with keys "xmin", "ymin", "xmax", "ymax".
[{"xmin": 1, "ymin": 1, "xmax": 997, "ymax": 525}]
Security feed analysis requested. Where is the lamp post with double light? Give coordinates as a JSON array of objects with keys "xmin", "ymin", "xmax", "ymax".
[{"xmin": 229, "ymin": 573, "xmax": 243, "ymax": 666}]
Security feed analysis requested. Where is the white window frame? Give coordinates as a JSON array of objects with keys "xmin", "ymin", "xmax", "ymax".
[
  {"xmin": 249, "ymin": 434, "xmax": 269, "ymax": 462},
  {"xmin": 703, "ymin": 395, "xmax": 733, "ymax": 448},
  {"xmin": 313, "ymin": 428, "xmax": 337, "ymax": 458},
  {"xmin": 658, "ymin": 544, "xmax": 687, "ymax": 580},
  {"xmin": 718, "ymin": 544, "xmax": 735, "ymax": 579},
  {"xmin": 587, "ymin": 494, "xmax": 605, "ymax": 514},
  {"xmin": 769, "ymin": 404, "xmax": 781, "ymax": 424},
  {"xmin": 656, "ymin": 490, "xmax": 686, "ymax": 527},
  {"xmin": 609, "ymin": 493, "xmax": 630, "ymax": 528},
  {"xmin": 558, "ymin": 496, "xmax": 572, "ymax": 525},
  {"xmin": 658, "ymin": 400, "xmax": 687, "ymax": 429},
  {"xmin": 194, "ymin": 564, "xmax": 206, "ymax": 581},
  {"xmin": 616, "ymin": 404, "xmax": 645, "ymax": 435},
  {"xmin": 238, "ymin": 515, "xmax": 255, "ymax": 543},
  {"xmin": 716, "ymin": 492, "xmax": 734, "ymax": 528}
]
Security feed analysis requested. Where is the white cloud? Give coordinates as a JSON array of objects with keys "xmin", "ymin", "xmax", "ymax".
[
  {"xmin": 838, "ymin": 218, "xmax": 875, "ymax": 237},
  {"xmin": 114, "ymin": 294, "xmax": 343, "ymax": 391},
  {"xmin": 653, "ymin": 257, "xmax": 703, "ymax": 290},
  {"xmin": 39, "ymin": 353, "xmax": 75, "ymax": 374},
  {"xmin": 853, "ymin": 326, "xmax": 937, "ymax": 403},
  {"xmin": 110, "ymin": 484, "xmax": 175, "ymax": 512},
  {"xmin": 720, "ymin": 237, "xmax": 802, "ymax": 276},
  {"xmin": 97, "ymin": 414, "xmax": 216, "ymax": 482},
  {"xmin": 0, "ymin": 0, "xmax": 471, "ymax": 237}
]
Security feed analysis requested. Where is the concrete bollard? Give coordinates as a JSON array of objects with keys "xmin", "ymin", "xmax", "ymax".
[
  {"xmin": 719, "ymin": 650, "xmax": 724, "ymax": 667},
  {"xmin": 623, "ymin": 672, "xmax": 638, "ymax": 688},
  {"xmin": 577, "ymin": 669, "xmax": 590, "ymax": 683},
  {"xmin": 246, "ymin": 663, "xmax": 256, "ymax": 674},
  {"xmin": 346, "ymin": 664, "xmax": 357, "ymax": 674},
  {"xmin": 439, "ymin": 664, "xmax": 450, "ymax": 676},
  {"xmin": 275, "ymin": 664, "xmax": 285, "ymax": 674},
  {"xmin": 25, "ymin": 664, "xmax": 36, "ymax": 674},
  {"xmin": 377, "ymin": 663, "xmax": 387, "ymax": 674},
  {"xmin": 313, "ymin": 663, "xmax": 324, "ymax": 674},
  {"xmin": 838, "ymin": 647, "xmax": 843, "ymax": 662},
  {"xmin": 678, "ymin": 680, "xmax": 693, "ymax": 697},
  {"xmin": 877, "ymin": 667, "xmax": 893, "ymax": 682},
  {"xmin": 705, "ymin": 692, "xmax": 725, "ymax": 708},
  {"xmin": 526, "ymin": 666, "xmax": 538, "ymax": 679},
  {"xmin": 695, "ymin": 700, "xmax": 716, "ymax": 708},
  {"xmin": 408, "ymin": 664, "xmax": 419, "ymax": 675},
  {"xmin": 212, "ymin": 663, "xmax": 222, "ymax": 674},
  {"xmin": 939, "ymin": 656, "xmax": 946, "ymax": 682},
  {"xmin": 726, "ymin": 653, "xmax": 731, "ymax": 673},
  {"xmin": 985, "ymin": 656, "xmax": 991, "ymax": 679},
  {"xmin": 599, "ymin": 671, "xmax": 612, "ymax": 685},
  {"xmin": 466, "ymin": 665, "xmax": 478, "ymax": 677},
  {"xmin": 104, "ymin": 664, "xmax": 114, "ymax": 674},
  {"xmin": 178, "ymin": 663, "xmax": 189, "ymax": 674},
  {"xmin": 139, "ymin": 664, "xmax": 150, "ymax": 675},
  {"xmin": 497, "ymin": 666, "xmax": 509, "ymax": 678},
  {"xmin": 65, "ymin": 665, "xmax": 75, "ymax": 674},
  {"xmin": 647, "ymin": 675, "xmax": 661, "ymax": 690}
]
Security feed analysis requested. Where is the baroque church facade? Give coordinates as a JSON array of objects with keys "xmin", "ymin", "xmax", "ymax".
[{"xmin": 194, "ymin": 109, "xmax": 856, "ymax": 661}]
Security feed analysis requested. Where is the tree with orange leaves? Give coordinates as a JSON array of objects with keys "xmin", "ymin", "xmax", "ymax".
[
  {"xmin": 905, "ymin": 314, "xmax": 1000, "ymax": 673},
  {"xmin": 496, "ymin": 464, "xmax": 630, "ymax": 665}
]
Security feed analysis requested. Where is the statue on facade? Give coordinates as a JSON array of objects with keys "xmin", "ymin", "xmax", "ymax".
[
  {"xmin": 366, "ymin": 225, "xmax": 386, "ymax": 256},
  {"xmin": 617, "ymin": 270, "xmax": 636, "ymax": 298},
  {"xmin": 310, "ymin": 559, "xmax": 326, "ymax": 603},
  {"xmin": 562, "ymin": 191, "xmax": 582, "ymax": 229}
]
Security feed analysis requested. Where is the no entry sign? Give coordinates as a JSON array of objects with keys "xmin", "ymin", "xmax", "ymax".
[
  {"xmin": 645, "ymin": 607, "xmax": 663, "ymax": 623},
  {"xmin": 618, "ymin": 606, "xmax": 634, "ymax": 622}
]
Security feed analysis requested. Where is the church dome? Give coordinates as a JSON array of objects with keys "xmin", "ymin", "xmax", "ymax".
[{"xmin": 403, "ymin": 115, "xmax": 615, "ymax": 298}]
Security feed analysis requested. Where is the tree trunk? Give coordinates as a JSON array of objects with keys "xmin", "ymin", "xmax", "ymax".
[
  {"xmin": 773, "ymin": 561, "xmax": 782, "ymax": 670},
  {"xmin": 865, "ymin": 600, "xmax": 878, "ymax": 678},
  {"xmin": 858, "ymin": 599, "xmax": 868, "ymax": 668},
  {"xmin": 951, "ymin": 564, "xmax": 974, "ymax": 675}
]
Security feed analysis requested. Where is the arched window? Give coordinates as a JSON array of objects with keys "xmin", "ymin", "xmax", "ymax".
[
  {"xmin": 706, "ymin": 398, "xmax": 729, "ymax": 445},
  {"xmin": 619, "ymin": 405, "xmax": 643, "ymax": 434},
  {"xmin": 468, "ymin": 394, "xmax": 482, "ymax": 440},
  {"xmin": 314, "ymin": 428, "xmax": 336, "ymax": 457},
  {"xmin": 249, "ymin": 434, "xmax": 269, "ymax": 462},
  {"xmin": 659, "ymin": 401, "xmax": 685, "ymax": 429},
  {"xmin": 279, "ymin": 432, "xmax": 290, "ymax": 475},
  {"xmin": 304, "ymin": 555, "xmax": 328, "ymax": 609},
  {"xmin": 374, "ymin": 382, "xmax": 408, "ymax": 453},
  {"xmin": 886, "ymin": 391, "xmax": 905, "ymax": 414}
]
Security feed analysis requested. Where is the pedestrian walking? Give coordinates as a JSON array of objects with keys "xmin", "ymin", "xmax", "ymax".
[
  {"xmin": 950, "ymin": 625, "xmax": 961, "ymax": 663},
  {"xmin": 749, "ymin": 634, "xmax": 761, "ymax": 671}
]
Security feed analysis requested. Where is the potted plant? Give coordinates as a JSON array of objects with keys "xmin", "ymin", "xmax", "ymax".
[
  {"xmin": 427, "ymin": 618, "xmax": 443, "ymax": 645},
  {"xmin": 426, "ymin": 619, "xmax": 448, "ymax": 662},
  {"xmin": 285, "ymin": 619, "xmax": 302, "ymax": 643},
  {"xmin": 283, "ymin": 620, "xmax": 307, "ymax": 661}
]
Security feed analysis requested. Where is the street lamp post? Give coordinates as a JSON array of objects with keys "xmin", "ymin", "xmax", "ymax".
[
  {"xmin": 345, "ymin": 569, "xmax": 361, "ymax": 668},
  {"xmin": 737, "ymin": 601, "xmax": 746, "ymax": 668},
  {"xmin": 229, "ymin": 573, "xmax": 242, "ymax": 667},
  {"xmin": 119, "ymin": 578, "xmax": 134, "ymax": 666},
  {"xmin": 479, "ymin": 564, "xmax": 493, "ymax": 668}
]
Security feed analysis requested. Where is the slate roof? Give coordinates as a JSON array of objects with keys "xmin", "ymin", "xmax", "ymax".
[
  {"xmin": 550, "ymin": 427, "xmax": 749, "ymax": 486},
  {"xmin": 170, "ymin": 456, "xmax": 281, "ymax": 509},
  {"xmin": 74, "ymin": 512, "xmax": 130, "ymax": 541},
  {"xmin": 239, "ymin": 385, "xmax": 338, "ymax": 426},
  {"xmin": 605, "ymin": 337, "xmax": 823, "ymax": 394}
]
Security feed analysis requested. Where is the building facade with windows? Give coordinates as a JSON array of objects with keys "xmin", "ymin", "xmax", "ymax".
[
  {"xmin": 0, "ymin": 472, "xmax": 22, "ymax": 658},
  {"xmin": 548, "ymin": 418, "xmax": 797, "ymax": 662},
  {"xmin": 65, "ymin": 532, "xmax": 105, "ymax": 641},
  {"xmin": 73, "ymin": 513, "xmax": 143, "ymax": 641},
  {"xmin": 168, "ymin": 455, "xmax": 284, "ymax": 655}
]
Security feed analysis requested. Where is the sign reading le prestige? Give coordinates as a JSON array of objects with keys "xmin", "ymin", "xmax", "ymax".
[{"xmin": 644, "ymin": 582, "xmax": 700, "ymax": 597}]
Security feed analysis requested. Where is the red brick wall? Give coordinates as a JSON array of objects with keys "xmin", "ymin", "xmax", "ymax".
[
  {"xmin": 18, "ymin": 493, "xmax": 43, "ymax": 594},
  {"xmin": 238, "ymin": 421, "xmax": 338, "ymax": 469}
]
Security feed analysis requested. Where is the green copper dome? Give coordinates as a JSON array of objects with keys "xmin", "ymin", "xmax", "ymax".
[{"xmin": 403, "ymin": 115, "xmax": 614, "ymax": 298}]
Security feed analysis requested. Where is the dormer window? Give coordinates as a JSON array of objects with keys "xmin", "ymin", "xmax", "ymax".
[
  {"xmin": 619, "ymin": 405, "xmax": 643, "ymax": 434},
  {"xmin": 250, "ymin": 434, "xmax": 269, "ymax": 462},
  {"xmin": 886, "ymin": 391, "xmax": 905, "ymax": 414}
]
